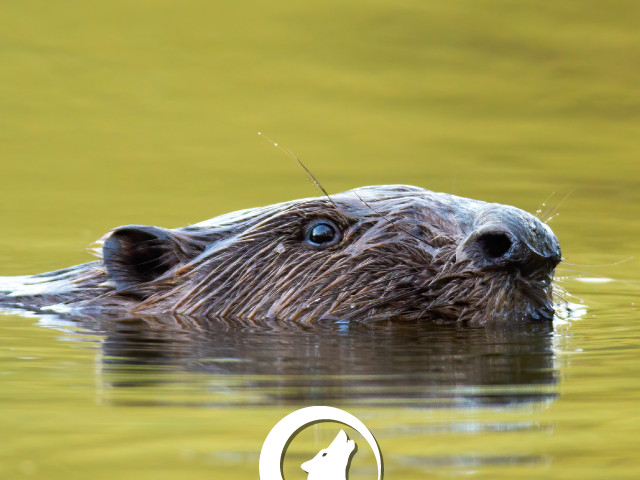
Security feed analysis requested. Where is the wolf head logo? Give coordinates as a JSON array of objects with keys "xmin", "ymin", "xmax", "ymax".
[{"xmin": 301, "ymin": 430, "xmax": 357, "ymax": 480}]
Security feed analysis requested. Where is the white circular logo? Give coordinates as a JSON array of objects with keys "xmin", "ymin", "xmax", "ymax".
[{"xmin": 259, "ymin": 406, "xmax": 383, "ymax": 480}]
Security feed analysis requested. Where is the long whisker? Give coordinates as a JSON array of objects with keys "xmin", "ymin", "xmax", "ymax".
[
  {"xmin": 559, "ymin": 290, "xmax": 602, "ymax": 306},
  {"xmin": 542, "ymin": 189, "xmax": 575, "ymax": 222},
  {"xmin": 555, "ymin": 268, "xmax": 640, "ymax": 290},
  {"xmin": 560, "ymin": 257, "xmax": 633, "ymax": 267},
  {"xmin": 535, "ymin": 191, "xmax": 555, "ymax": 218},
  {"xmin": 258, "ymin": 132, "xmax": 341, "ymax": 211}
]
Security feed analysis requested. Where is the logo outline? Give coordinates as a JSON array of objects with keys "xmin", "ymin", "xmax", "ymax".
[{"xmin": 259, "ymin": 406, "xmax": 384, "ymax": 480}]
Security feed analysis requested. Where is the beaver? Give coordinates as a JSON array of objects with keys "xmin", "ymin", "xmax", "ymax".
[{"xmin": 0, "ymin": 185, "xmax": 561, "ymax": 324}]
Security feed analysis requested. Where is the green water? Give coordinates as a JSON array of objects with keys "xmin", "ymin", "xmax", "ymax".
[{"xmin": 1, "ymin": 1, "xmax": 640, "ymax": 478}]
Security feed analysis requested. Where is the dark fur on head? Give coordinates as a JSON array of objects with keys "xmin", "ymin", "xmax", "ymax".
[{"xmin": 0, "ymin": 185, "xmax": 562, "ymax": 324}]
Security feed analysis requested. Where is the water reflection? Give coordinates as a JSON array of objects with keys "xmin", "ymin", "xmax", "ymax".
[{"xmin": 44, "ymin": 312, "xmax": 559, "ymax": 408}]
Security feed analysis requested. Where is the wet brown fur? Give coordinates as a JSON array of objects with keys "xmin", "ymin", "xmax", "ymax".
[{"xmin": 0, "ymin": 185, "xmax": 561, "ymax": 324}]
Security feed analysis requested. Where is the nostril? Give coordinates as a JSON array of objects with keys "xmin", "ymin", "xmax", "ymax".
[{"xmin": 477, "ymin": 232, "xmax": 513, "ymax": 259}]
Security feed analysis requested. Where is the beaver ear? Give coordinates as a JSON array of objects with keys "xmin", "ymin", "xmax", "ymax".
[{"xmin": 103, "ymin": 225, "xmax": 180, "ymax": 294}]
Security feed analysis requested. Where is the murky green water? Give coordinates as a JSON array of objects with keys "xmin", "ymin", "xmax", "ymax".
[{"xmin": 1, "ymin": 1, "xmax": 640, "ymax": 479}]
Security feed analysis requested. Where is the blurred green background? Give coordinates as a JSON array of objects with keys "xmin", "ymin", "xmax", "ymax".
[
  {"xmin": 1, "ymin": 1, "xmax": 640, "ymax": 479},
  {"xmin": 1, "ymin": 0, "xmax": 639, "ymax": 274}
]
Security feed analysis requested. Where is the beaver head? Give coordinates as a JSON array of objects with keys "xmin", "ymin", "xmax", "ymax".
[{"xmin": 1, "ymin": 185, "xmax": 562, "ymax": 324}]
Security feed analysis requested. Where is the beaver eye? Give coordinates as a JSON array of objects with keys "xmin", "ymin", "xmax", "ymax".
[{"xmin": 306, "ymin": 222, "xmax": 338, "ymax": 246}]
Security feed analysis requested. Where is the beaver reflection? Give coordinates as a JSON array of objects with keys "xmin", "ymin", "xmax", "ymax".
[{"xmin": 82, "ymin": 314, "xmax": 558, "ymax": 407}]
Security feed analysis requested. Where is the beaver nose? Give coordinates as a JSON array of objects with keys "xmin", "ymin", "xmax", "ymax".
[
  {"xmin": 476, "ymin": 230, "xmax": 513, "ymax": 260},
  {"xmin": 457, "ymin": 205, "xmax": 562, "ymax": 275}
]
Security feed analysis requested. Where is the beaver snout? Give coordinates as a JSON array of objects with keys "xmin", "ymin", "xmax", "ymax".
[{"xmin": 457, "ymin": 205, "xmax": 562, "ymax": 278}]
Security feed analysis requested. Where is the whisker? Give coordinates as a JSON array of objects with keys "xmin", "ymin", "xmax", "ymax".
[
  {"xmin": 560, "ymin": 290, "xmax": 602, "ymax": 306},
  {"xmin": 560, "ymin": 257, "xmax": 633, "ymax": 267},
  {"xmin": 535, "ymin": 191, "xmax": 555, "ymax": 218},
  {"xmin": 556, "ymin": 268, "xmax": 640, "ymax": 290},
  {"xmin": 539, "ymin": 204, "xmax": 555, "ymax": 222},
  {"xmin": 542, "ymin": 189, "xmax": 575, "ymax": 222},
  {"xmin": 259, "ymin": 132, "xmax": 342, "ymax": 212}
]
